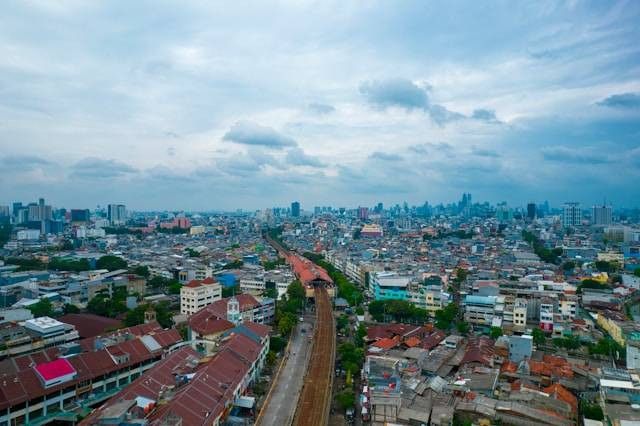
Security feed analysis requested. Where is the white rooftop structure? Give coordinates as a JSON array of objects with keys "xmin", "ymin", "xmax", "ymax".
[{"xmin": 23, "ymin": 316, "xmax": 66, "ymax": 335}]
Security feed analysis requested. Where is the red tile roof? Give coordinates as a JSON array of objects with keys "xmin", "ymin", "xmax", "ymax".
[
  {"xmin": 404, "ymin": 336, "xmax": 421, "ymax": 348},
  {"xmin": 58, "ymin": 313, "xmax": 122, "ymax": 338},
  {"xmin": 288, "ymin": 254, "xmax": 333, "ymax": 286},
  {"xmin": 543, "ymin": 383, "xmax": 577, "ymax": 414},
  {"xmin": 34, "ymin": 358, "xmax": 75, "ymax": 381}
]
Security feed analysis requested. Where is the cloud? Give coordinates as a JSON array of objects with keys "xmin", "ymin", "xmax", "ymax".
[
  {"xmin": 472, "ymin": 109, "xmax": 498, "ymax": 121},
  {"xmin": 286, "ymin": 147, "xmax": 325, "ymax": 167},
  {"xmin": 0, "ymin": 155, "xmax": 52, "ymax": 171},
  {"xmin": 369, "ymin": 151, "xmax": 403, "ymax": 161},
  {"xmin": 597, "ymin": 93, "xmax": 640, "ymax": 109},
  {"xmin": 308, "ymin": 103, "xmax": 335, "ymax": 115},
  {"xmin": 359, "ymin": 78, "xmax": 465, "ymax": 125},
  {"xmin": 70, "ymin": 157, "xmax": 138, "ymax": 178},
  {"xmin": 540, "ymin": 146, "xmax": 612, "ymax": 164},
  {"xmin": 471, "ymin": 147, "xmax": 500, "ymax": 158},
  {"xmin": 359, "ymin": 79, "xmax": 429, "ymax": 110},
  {"xmin": 222, "ymin": 121, "xmax": 297, "ymax": 149}
]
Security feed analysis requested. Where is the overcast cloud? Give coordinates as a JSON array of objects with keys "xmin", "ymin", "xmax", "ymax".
[{"xmin": 0, "ymin": 0, "xmax": 639, "ymax": 210}]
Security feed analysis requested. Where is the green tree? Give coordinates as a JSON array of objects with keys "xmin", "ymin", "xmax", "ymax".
[
  {"xmin": 168, "ymin": 281, "xmax": 182, "ymax": 295},
  {"xmin": 28, "ymin": 299, "xmax": 54, "ymax": 317},
  {"xmin": 532, "ymin": 328, "xmax": 546, "ymax": 346},
  {"xmin": 355, "ymin": 306, "xmax": 364, "ymax": 316},
  {"xmin": 287, "ymin": 280, "xmax": 305, "ymax": 301},
  {"xmin": 337, "ymin": 314, "xmax": 349, "ymax": 331},
  {"xmin": 0, "ymin": 224, "xmax": 12, "ymax": 247},
  {"xmin": 580, "ymin": 400, "xmax": 604, "ymax": 421},
  {"xmin": 456, "ymin": 321, "xmax": 469, "ymax": 335},
  {"xmin": 278, "ymin": 312, "xmax": 298, "ymax": 336},
  {"xmin": 562, "ymin": 261, "xmax": 575, "ymax": 271},
  {"xmin": 490, "ymin": 327, "xmax": 503, "ymax": 339},
  {"xmin": 634, "ymin": 268, "xmax": 640, "ymax": 278},
  {"xmin": 128, "ymin": 265, "xmax": 150, "ymax": 277},
  {"xmin": 577, "ymin": 278, "xmax": 608, "ymax": 294},
  {"xmin": 266, "ymin": 350, "xmax": 277, "ymax": 366},
  {"xmin": 335, "ymin": 391, "xmax": 355, "ymax": 411},
  {"xmin": 96, "ymin": 255, "xmax": 128, "ymax": 271},
  {"xmin": 62, "ymin": 303, "xmax": 80, "ymax": 315},
  {"xmin": 49, "ymin": 257, "xmax": 90, "ymax": 272},
  {"xmin": 595, "ymin": 260, "xmax": 620, "ymax": 273},
  {"xmin": 222, "ymin": 284, "xmax": 240, "ymax": 298},
  {"xmin": 355, "ymin": 324, "xmax": 367, "ymax": 347},
  {"xmin": 270, "ymin": 336, "xmax": 287, "ymax": 352}
]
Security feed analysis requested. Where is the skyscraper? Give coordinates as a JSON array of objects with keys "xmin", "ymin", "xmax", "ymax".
[
  {"xmin": 592, "ymin": 205, "xmax": 612, "ymax": 226},
  {"xmin": 526, "ymin": 203, "xmax": 536, "ymax": 220},
  {"xmin": 291, "ymin": 201, "xmax": 300, "ymax": 217},
  {"xmin": 562, "ymin": 202, "xmax": 581, "ymax": 227},
  {"xmin": 108, "ymin": 204, "xmax": 127, "ymax": 225}
]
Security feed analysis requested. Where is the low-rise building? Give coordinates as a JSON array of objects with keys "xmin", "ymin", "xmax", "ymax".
[{"xmin": 180, "ymin": 277, "xmax": 222, "ymax": 316}]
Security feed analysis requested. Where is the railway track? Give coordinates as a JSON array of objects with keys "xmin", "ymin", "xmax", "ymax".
[{"xmin": 292, "ymin": 286, "xmax": 335, "ymax": 426}]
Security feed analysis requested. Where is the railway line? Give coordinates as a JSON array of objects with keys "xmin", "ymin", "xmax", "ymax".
[
  {"xmin": 292, "ymin": 285, "xmax": 334, "ymax": 426},
  {"xmin": 264, "ymin": 230, "xmax": 336, "ymax": 426}
]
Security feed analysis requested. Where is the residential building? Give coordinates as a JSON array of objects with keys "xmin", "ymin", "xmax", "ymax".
[
  {"xmin": 592, "ymin": 204, "xmax": 613, "ymax": 226},
  {"xmin": 562, "ymin": 202, "xmax": 581, "ymax": 227},
  {"xmin": 180, "ymin": 277, "xmax": 222, "ymax": 316},
  {"xmin": 107, "ymin": 204, "xmax": 126, "ymax": 225},
  {"xmin": 509, "ymin": 335, "xmax": 533, "ymax": 363},
  {"xmin": 369, "ymin": 272, "xmax": 410, "ymax": 300}
]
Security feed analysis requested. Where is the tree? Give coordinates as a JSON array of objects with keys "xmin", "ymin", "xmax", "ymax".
[
  {"xmin": 595, "ymin": 260, "xmax": 619, "ymax": 273},
  {"xmin": 335, "ymin": 391, "xmax": 355, "ymax": 412},
  {"xmin": 270, "ymin": 336, "xmax": 287, "ymax": 352},
  {"xmin": 278, "ymin": 312, "xmax": 298, "ymax": 336},
  {"xmin": 355, "ymin": 324, "xmax": 367, "ymax": 347},
  {"xmin": 355, "ymin": 306, "xmax": 364, "ymax": 316},
  {"xmin": 264, "ymin": 287, "xmax": 278, "ymax": 299},
  {"xmin": 96, "ymin": 255, "xmax": 127, "ymax": 271},
  {"xmin": 222, "ymin": 284, "xmax": 240, "ymax": 298},
  {"xmin": 635, "ymin": 268, "xmax": 640, "ymax": 278},
  {"xmin": 435, "ymin": 303, "xmax": 458, "ymax": 330},
  {"xmin": 456, "ymin": 321, "xmax": 469, "ymax": 335},
  {"xmin": 490, "ymin": 327, "xmax": 503, "ymax": 339},
  {"xmin": 266, "ymin": 350, "xmax": 277, "ymax": 366},
  {"xmin": 368, "ymin": 300, "xmax": 385, "ymax": 322},
  {"xmin": 168, "ymin": 281, "xmax": 182, "ymax": 295},
  {"xmin": 28, "ymin": 299, "xmax": 54, "ymax": 318},
  {"xmin": 62, "ymin": 303, "xmax": 80, "ymax": 315},
  {"xmin": 532, "ymin": 328, "xmax": 545, "ymax": 346},
  {"xmin": 287, "ymin": 280, "xmax": 305, "ymax": 301},
  {"xmin": 49, "ymin": 257, "xmax": 90, "ymax": 272},
  {"xmin": 580, "ymin": 400, "xmax": 604, "ymax": 421},
  {"xmin": 337, "ymin": 314, "xmax": 349, "ymax": 331},
  {"xmin": 0, "ymin": 224, "xmax": 12, "ymax": 247},
  {"xmin": 562, "ymin": 261, "xmax": 575, "ymax": 271},
  {"xmin": 577, "ymin": 278, "xmax": 608, "ymax": 294},
  {"xmin": 128, "ymin": 265, "xmax": 150, "ymax": 278}
]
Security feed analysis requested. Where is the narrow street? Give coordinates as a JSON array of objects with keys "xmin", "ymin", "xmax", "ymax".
[{"xmin": 256, "ymin": 313, "xmax": 315, "ymax": 426}]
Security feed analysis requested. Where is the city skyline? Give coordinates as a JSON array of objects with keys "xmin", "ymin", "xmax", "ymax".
[{"xmin": 1, "ymin": 1, "xmax": 639, "ymax": 209}]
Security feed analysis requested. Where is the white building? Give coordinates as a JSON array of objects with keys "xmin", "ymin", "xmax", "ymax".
[
  {"xmin": 180, "ymin": 278, "xmax": 222, "ymax": 316},
  {"xmin": 562, "ymin": 202, "xmax": 581, "ymax": 227},
  {"xmin": 592, "ymin": 205, "xmax": 612, "ymax": 226}
]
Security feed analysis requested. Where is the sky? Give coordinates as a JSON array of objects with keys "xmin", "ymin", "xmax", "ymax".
[{"xmin": 1, "ymin": 0, "xmax": 639, "ymax": 211}]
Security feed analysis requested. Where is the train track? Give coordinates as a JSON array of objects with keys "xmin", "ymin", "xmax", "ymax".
[{"xmin": 292, "ymin": 285, "xmax": 335, "ymax": 426}]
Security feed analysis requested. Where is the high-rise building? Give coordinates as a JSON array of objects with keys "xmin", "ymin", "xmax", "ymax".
[
  {"xmin": 526, "ymin": 203, "xmax": 536, "ymax": 220},
  {"xmin": 12, "ymin": 202, "xmax": 22, "ymax": 217},
  {"xmin": 358, "ymin": 207, "xmax": 369, "ymax": 221},
  {"xmin": 562, "ymin": 202, "xmax": 581, "ymax": 227},
  {"xmin": 70, "ymin": 209, "xmax": 90, "ymax": 224},
  {"xmin": 107, "ymin": 204, "xmax": 127, "ymax": 225},
  {"xmin": 592, "ymin": 205, "xmax": 612, "ymax": 226},
  {"xmin": 0, "ymin": 206, "xmax": 9, "ymax": 217},
  {"xmin": 291, "ymin": 201, "xmax": 300, "ymax": 217}
]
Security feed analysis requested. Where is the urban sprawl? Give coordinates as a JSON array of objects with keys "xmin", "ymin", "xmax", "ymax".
[{"xmin": 0, "ymin": 196, "xmax": 639, "ymax": 426}]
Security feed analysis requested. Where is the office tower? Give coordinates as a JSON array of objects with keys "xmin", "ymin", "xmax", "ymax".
[
  {"xmin": 71, "ymin": 209, "xmax": 91, "ymax": 224},
  {"xmin": 358, "ymin": 207, "xmax": 369, "ymax": 221},
  {"xmin": 28, "ymin": 203, "xmax": 40, "ymax": 221},
  {"xmin": 107, "ymin": 204, "xmax": 127, "ymax": 225},
  {"xmin": 562, "ymin": 202, "xmax": 581, "ymax": 227},
  {"xmin": 12, "ymin": 202, "xmax": 22, "ymax": 217},
  {"xmin": 592, "ymin": 205, "xmax": 612, "ymax": 226},
  {"xmin": 526, "ymin": 203, "xmax": 536, "ymax": 220},
  {"xmin": 0, "ymin": 206, "xmax": 9, "ymax": 217},
  {"xmin": 376, "ymin": 202, "xmax": 383, "ymax": 213},
  {"xmin": 291, "ymin": 201, "xmax": 300, "ymax": 217}
]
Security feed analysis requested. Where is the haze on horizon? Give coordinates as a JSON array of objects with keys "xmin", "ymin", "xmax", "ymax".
[{"xmin": 1, "ymin": 0, "xmax": 639, "ymax": 211}]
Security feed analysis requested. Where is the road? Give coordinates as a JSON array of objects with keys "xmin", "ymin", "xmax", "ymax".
[
  {"xmin": 257, "ymin": 314, "xmax": 314, "ymax": 426},
  {"xmin": 293, "ymin": 286, "xmax": 335, "ymax": 426}
]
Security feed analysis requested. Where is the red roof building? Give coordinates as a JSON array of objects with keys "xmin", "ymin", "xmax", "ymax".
[{"xmin": 34, "ymin": 358, "xmax": 76, "ymax": 388}]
